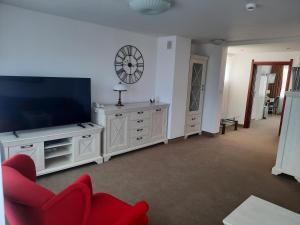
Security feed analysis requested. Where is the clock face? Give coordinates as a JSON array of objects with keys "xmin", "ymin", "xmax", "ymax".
[{"xmin": 114, "ymin": 45, "xmax": 144, "ymax": 84}]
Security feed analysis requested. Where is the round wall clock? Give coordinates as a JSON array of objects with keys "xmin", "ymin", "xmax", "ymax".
[{"xmin": 114, "ymin": 45, "xmax": 144, "ymax": 84}]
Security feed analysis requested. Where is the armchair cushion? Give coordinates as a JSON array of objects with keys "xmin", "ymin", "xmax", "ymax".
[{"xmin": 42, "ymin": 181, "xmax": 91, "ymax": 225}]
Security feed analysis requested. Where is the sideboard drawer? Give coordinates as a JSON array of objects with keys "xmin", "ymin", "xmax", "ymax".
[
  {"xmin": 129, "ymin": 118, "xmax": 151, "ymax": 129},
  {"xmin": 130, "ymin": 127, "xmax": 149, "ymax": 138},
  {"xmin": 129, "ymin": 110, "xmax": 151, "ymax": 121},
  {"xmin": 130, "ymin": 135, "xmax": 150, "ymax": 147}
]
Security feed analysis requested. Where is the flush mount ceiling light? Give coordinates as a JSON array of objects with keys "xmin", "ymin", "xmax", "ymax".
[
  {"xmin": 129, "ymin": 0, "xmax": 172, "ymax": 15},
  {"xmin": 246, "ymin": 2, "xmax": 257, "ymax": 11}
]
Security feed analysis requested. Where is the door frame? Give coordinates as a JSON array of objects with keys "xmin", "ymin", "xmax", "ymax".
[{"xmin": 243, "ymin": 59, "xmax": 293, "ymax": 134}]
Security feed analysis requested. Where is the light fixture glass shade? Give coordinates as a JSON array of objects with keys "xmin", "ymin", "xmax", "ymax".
[
  {"xmin": 129, "ymin": 0, "xmax": 171, "ymax": 15},
  {"xmin": 113, "ymin": 82, "xmax": 127, "ymax": 91}
]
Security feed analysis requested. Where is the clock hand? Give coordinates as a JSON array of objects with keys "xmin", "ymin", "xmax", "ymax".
[{"xmin": 130, "ymin": 63, "xmax": 132, "ymax": 75}]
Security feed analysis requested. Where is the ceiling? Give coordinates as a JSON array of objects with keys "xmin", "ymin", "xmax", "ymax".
[
  {"xmin": 1, "ymin": 0, "xmax": 300, "ymax": 43},
  {"xmin": 228, "ymin": 41, "xmax": 300, "ymax": 54}
]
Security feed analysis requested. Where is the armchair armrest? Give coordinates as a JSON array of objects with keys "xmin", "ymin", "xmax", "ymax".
[
  {"xmin": 113, "ymin": 201, "xmax": 149, "ymax": 225},
  {"xmin": 42, "ymin": 177, "xmax": 92, "ymax": 225}
]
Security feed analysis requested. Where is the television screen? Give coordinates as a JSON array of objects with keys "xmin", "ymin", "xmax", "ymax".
[{"xmin": 0, "ymin": 76, "xmax": 91, "ymax": 133}]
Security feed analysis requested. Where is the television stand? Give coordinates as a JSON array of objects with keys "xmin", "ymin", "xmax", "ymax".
[
  {"xmin": 77, "ymin": 123, "xmax": 86, "ymax": 128},
  {"xmin": 1, "ymin": 123, "xmax": 103, "ymax": 176},
  {"xmin": 12, "ymin": 131, "xmax": 19, "ymax": 138}
]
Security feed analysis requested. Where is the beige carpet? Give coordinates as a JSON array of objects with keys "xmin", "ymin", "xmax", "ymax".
[{"xmin": 38, "ymin": 116, "xmax": 300, "ymax": 225}]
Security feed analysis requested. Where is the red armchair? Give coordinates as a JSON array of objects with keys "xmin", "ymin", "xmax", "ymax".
[{"xmin": 2, "ymin": 154, "xmax": 149, "ymax": 225}]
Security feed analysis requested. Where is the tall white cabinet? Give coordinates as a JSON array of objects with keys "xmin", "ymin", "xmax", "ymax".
[
  {"xmin": 93, "ymin": 102, "xmax": 169, "ymax": 161},
  {"xmin": 185, "ymin": 55, "xmax": 208, "ymax": 138},
  {"xmin": 272, "ymin": 92, "xmax": 300, "ymax": 182}
]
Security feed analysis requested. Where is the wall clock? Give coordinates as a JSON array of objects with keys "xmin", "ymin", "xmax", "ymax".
[{"xmin": 114, "ymin": 45, "xmax": 144, "ymax": 84}]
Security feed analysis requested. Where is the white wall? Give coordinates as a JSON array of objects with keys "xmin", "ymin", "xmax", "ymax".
[
  {"xmin": 224, "ymin": 51, "xmax": 300, "ymax": 124},
  {"xmin": 172, "ymin": 36, "xmax": 191, "ymax": 138},
  {"xmin": 155, "ymin": 36, "xmax": 191, "ymax": 139},
  {"xmin": 222, "ymin": 54, "xmax": 233, "ymax": 118},
  {"xmin": 0, "ymin": 149, "xmax": 4, "ymax": 225},
  {"xmin": 0, "ymin": 4, "xmax": 158, "ymax": 104},
  {"xmin": 192, "ymin": 43, "xmax": 228, "ymax": 134}
]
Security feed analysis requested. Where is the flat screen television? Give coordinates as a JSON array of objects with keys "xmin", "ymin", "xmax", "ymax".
[{"xmin": 0, "ymin": 76, "xmax": 91, "ymax": 133}]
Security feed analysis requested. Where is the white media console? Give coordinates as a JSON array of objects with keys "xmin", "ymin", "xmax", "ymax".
[{"xmin": 0, "ymin": 123, "xmax": 103, "ymax": 176}]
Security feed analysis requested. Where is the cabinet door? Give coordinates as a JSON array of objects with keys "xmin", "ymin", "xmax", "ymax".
[
  {"xmin": 106, "ymin": 113, "xmax": 128, "ymax": 152},
  {"xmin": 8, "ymin": 143, "xmax": 44, "ymax": 171},
  {"xmin": 281, "ymin": 97, "xmax": 300, "ymax": 174},
  {"xmin": 74, "ymin": 134, "xmax": 100, "ymax": 162},
  {"xmin": 151, "ymin": 107, "xmax": 167, "ymax": 141}
]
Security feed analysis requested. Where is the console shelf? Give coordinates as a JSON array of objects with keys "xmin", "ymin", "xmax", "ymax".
[
  {"xmin": 45, "ymin": 155, "xmax": 72, "ymax": 169},
  {"xmin": 0, "ymin": 123, "xmax": 103, "ymax": 176},
  {"xmin": 45, "ymin": 148, "xmax": 72, "ymax": 160},
  {"xmin": 44, "ymin": 138, "xmax": 72, "ymax": 150}
]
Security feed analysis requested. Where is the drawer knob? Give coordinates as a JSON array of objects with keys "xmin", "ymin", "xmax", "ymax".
[
  {"xmin": 191, "ymin": 125, "xmax": 195, "ymax": 128},
  {"xmin": 21, "ymin": 144, "xmax": 33, "ymax": 149},
  {"xmin": 115, "ymin": 113, "xmax": 123, "ymax": 117},
  {"xmin": 137, "ymin": 128, "xmax": 143, "ymax": 132},
  {"xmin": 136, "ymin": 137, "xmax": 143, "ymax": 140},
  {"xmin": 137, "ymin": 111, "xmax": 144, "ymax": 114},
  {"xmin": 137, "ymin": 120, "xmax": 144, "ymax": 123},
  {"xmin": 192, "ymin": 118, "xmax": 196, "ymax": 121},
  {"xmin": 156, "ymin": 108, "xmax": 162, "ymax": 112}
]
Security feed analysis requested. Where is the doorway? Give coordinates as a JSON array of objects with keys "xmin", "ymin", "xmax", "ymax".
[{"xmin": 243, "ymin": 59, "xmax": 293, "ymax": 134}]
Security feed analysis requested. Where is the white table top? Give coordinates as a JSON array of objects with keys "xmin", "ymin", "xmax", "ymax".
[{"xmin": 223, "ymin": 195, "xmax": 300, "ymax": 225}]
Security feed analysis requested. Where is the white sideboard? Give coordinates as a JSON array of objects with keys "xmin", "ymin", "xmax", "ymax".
[
  {"xmin": 272, "ymin": 92, "xmax": 300, "ymax": 182},
  {"xmin": 92, "ymin": 102, "xmax": 169, "ymax": 161},
  {"xmin": 0, "ymin": 123, "xmax": 103, "ymax": 176}
]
